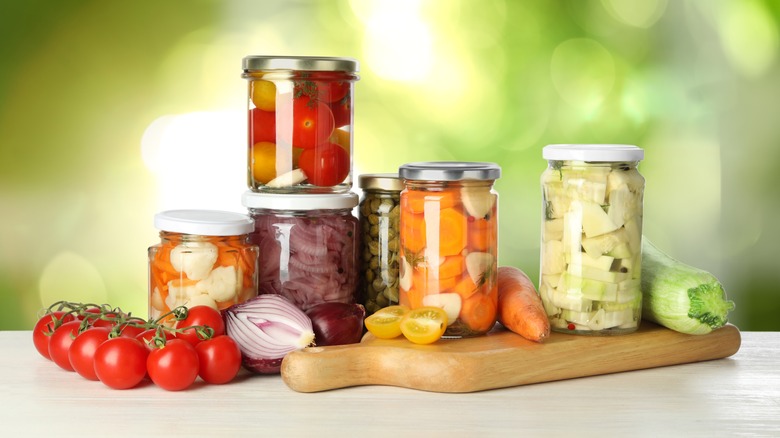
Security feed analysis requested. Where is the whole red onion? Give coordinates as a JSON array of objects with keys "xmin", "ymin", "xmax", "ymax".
[{"xmin": 305, "ymin": 302, "xmax": 365, "ymax": 346}]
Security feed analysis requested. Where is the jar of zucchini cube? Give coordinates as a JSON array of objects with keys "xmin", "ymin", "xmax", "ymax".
[
  {"xmin": 398, "ymin": 162, "xmax": 501, "ymax": 338},
  {"xmin": 242, "ymin": 56, "xmax": 359, "ymax": 194},
  {"xmin": 148, "ymin": 210, "xmax": 259, "ymax": 327},
  {"xmin": 358, "ymin": 173, "xmax": 403, "ymax": 315},
  {"xmin": 540, "ymin": 144, "xmax": 645, "ymax": 335}
]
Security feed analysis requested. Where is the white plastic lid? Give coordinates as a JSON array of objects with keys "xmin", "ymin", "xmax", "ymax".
[
  {"xmin": 241, "ymin": 191, "xmax": 359, "ymax": 211},
  {"xmin": 154, "ymin": 210, "xmax": 255, "ymax": 236},
  {"xmin": 543, "ymin": 144, "xmax": 644, "ymax": 162}
]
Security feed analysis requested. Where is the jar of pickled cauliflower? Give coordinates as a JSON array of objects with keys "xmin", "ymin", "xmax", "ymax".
[
  {"xmin": 398, "ymin": 162, "xmax": 501, "ymax": 337},
  {"xmin": 358, "ymin": 173, "xmax": 403, "ymax": 315},
  {"xmin": 242, "ymin": 56, "xmax": 359, "ymax": 194},
  {"xmin": 241, "ymin": 191, "xmax": 360, "ymax": 312},
  {"xmin": 148, "ymin": 210, "xmax": 259, "ymax": 327},
  {"xmin": 539, "ymin": 144, "xmax": 645, "ymax": 335}
]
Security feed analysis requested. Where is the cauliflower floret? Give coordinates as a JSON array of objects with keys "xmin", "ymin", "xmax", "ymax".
[
  {"xmin": 150, "ymin": 287, "xmax": 166, "ymax": 312},
  {"xmin": 170, "ymin": 242, "xmax": 218, "ymax": 280},
  {"xmin": 196, "ymin": 265, "xmax": 239, "ymax": 303}
]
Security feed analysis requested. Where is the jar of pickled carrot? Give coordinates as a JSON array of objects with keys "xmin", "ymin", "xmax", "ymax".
[
  {"xmin": 242, "ymin": 56, "xmax": 359, "ymax": 194},
  {"xmin": 148, "ymin": 210, "xmax": 259, "ymax": 327},
  {"xmin": 241, "ymin": 191, "xmax": 360, "ymax": 312},
  {"xmin": 397, "ymin": 162, "xmax": 501, "ymax": 337}
]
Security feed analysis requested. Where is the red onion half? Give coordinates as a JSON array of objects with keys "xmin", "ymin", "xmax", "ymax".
[
  {"xmin": 224, "ymin": 294, "xmax": 315, "ymax": 374},
  {"xmin": 305, "ymin": 302, "xmax": 366, "ymax": 346}
]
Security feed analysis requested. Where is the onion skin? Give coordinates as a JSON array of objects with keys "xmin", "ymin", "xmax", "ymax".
[{"xmin": 306, "ymin": 302, "xmax": 366, "ymax": 346}]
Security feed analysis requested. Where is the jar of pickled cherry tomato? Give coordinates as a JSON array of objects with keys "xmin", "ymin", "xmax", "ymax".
[
  {"xmin": 241, "ymin": 191, "xmax": 360, "ymax": 312},
  {"xmin": 397, "ymin": 162, "xmax": 501, "ymax": 338},
  {"xmin": 242, "ymin": 56, "xmax": 359, "ymax": 194},
  {"xmin": 539, "ymin": 144, "xmax": 645, "ymax": 336},
  {"xmin": 358, "ymin": 173, "xmax": 403, "ymax": 315},
  {"xmin": 148, "ymin": 210, "xmax": 259, "ymax": 327}
]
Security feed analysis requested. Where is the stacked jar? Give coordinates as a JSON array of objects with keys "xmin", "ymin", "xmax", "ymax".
[{"xmin": 241, "ymin": 56, "xmax": 362, "ymax": 312}]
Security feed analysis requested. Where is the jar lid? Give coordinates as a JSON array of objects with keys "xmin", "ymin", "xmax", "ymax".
[
  {"xmin": 241, "ymin": 191, "xmax": 359, "ymax": 211},
  {"xmin": 243, "ymin": 56, "xmax": 359, "ymax": 73},
  {"xmin": 154, "ymin": 210, "xmax": 255, "ymax": 236},
  {"xmin": 398, "ymin": 162, "xmax": 501, "ymax": 181},
  {"xmin": 358, "ymin": 173, "xmax": 403, "ymax": 192},
  {"xmin": 542, "ymin": 144, "xmax": 644, "ymax": 162}
]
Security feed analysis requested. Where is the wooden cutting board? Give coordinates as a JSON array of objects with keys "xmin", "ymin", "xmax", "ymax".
[{"xmin": 280, "ymin": 322, "xmax": 741, "ymax": 393}]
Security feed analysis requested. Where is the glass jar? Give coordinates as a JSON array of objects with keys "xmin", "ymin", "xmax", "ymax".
[
  {"xmin": 397, "ymin": 162, "xmax": 501, "ymax": 337},
  {"xmin": 358, "ymin": 173, "xmax": 404, "ymax": 315},
  {"xmin": 540, "ymin": 144, "xmax": 645, "ymax": 335},
  {"xmin": 242, "ymin": 56, "xmax": 360, "ymax": 194},
  {"xmin": 242, "ymin": 191, "xmax": 360, "ymax": 312},
  {"xmin": 148, "ymin": 210, "xmax": 259, "ymax": 327}
]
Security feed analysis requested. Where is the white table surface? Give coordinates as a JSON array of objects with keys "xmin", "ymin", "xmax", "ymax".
[{"xmin": 1, "ymin": 330, "xmax": 778, "ymax": 437}]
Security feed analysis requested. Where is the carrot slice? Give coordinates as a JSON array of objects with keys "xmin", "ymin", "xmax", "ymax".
[
  {"xmin": 459, "ymin": 292, "xmax": 497, "ymax": 333},
  {"xmin": 404, "ymin": 189, "xmax": 459, "ymax": 214},
  {"xmin": 496, "ymin": 266, "xmax": 550, "ymax": 342},
  {"xmin": 467, "ymin": 217, "xmax": 496, "ymax": 252},
  {"xmin": 438, "ymin": 255, "xmax": 464, "ymax": 280},
  {"xmin": 401, "ymin": 211, "xmax": 426, "ymax": 254},
  {"xmin": 452, "ymin": 275, "xmax": 479, "ymax": 300},
  {"xmin": 437, "ymin": 208, "xmax": 466, "ymax": 256}
]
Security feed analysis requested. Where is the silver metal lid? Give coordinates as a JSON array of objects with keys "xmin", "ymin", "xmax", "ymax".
[
  {"xmin": 398, "ymin": 162, "xmax": 501, "ymax": 181},
  {"xmin": 243, "ymin": 56, "xmax": 359, "ymax": 73}
]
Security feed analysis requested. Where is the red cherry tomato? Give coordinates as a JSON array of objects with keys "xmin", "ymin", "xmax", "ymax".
[
  {"xmin": 329, "ymin": 95, "xmax": 351, "ymax": 128},
  {"xmin": 48, "ymin": 320, "xmax": 84, "ymax": 371},
  {"xmin": 147, "ymin": 339, "xmax": 200, "ymax": 391},
  {"xmin": 318, "ymin": 81, "xmax": 350, "ymax": 103},
  {"xmin": 33, "ymin": 311, "xmax": 76, "ymax": 360},
  {"xmin": 135, "ymin": 328, "xmax": 175, "ymax": 351},
  {"xmin": 298, "ymin": 142, "xmax": 350, "ymax": 187},
  {"xmin": 90, "ymin": 312, "xmax": 122, "ymax": 329},
  {"xmin": 195, "ymin": 335, "xmax": 242, "ymax": 385},
  {"xmin": 174, "ymin": 306, "xmax": 225, "ymax": 346},
  {"xmin": 249, "ymin": 108, "xmax": 276, "ymax": 145},
  {"xmin": 94, "ymin": 337, "xmax": 149, "ymax": 390},
  {"xmin": 286, "ymin": 95, "xmax": 334, "ymax": 149},
  {"xmin": 68, "ymin": 327, "xmax": 110, "ymax": 380}
]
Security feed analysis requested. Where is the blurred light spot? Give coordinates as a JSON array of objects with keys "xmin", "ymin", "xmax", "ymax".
[
  {"xmin": 550, "ymin": 38, "xmax": 615, "ymax": 114},
  {"xmin": 141, "ymin": 111, "xmax": 246, "ymax": 212},
  {"xmin": 602, "ymin": 0, "xmax": 667, "ymax": 28},
  {"xmin": 39, "ymin": 251, "xmax": 107, "ymax": 306},
  {"xmin": 717, "ymin": 0, "xmax": 778, "ymax": 78},
  {"xmin": 357, "ymin": 0, "xmax": 433, "ymax": 81}
]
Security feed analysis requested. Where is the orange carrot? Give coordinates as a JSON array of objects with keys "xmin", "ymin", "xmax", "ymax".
[
  {"xmin": 459, "ymin": 292, "xmax": 497, "ymax": 333},
  {"xmin": 438, "ymin": 255, "xmax": 464, "ymax": 280},
  {"xmin": 405, "ymin": 189, "xmax": 459, "ymax": 214},
  {"xmin": 496, "ymin": 266, "xmax": 550, "ymax": 342},
  {"xmin": 437, "ymin": 208, "xmax": 466, "ymax": 256},
  {"xmin": 401, "ymin": 211, "xmax": 426, "ymax": 254}
]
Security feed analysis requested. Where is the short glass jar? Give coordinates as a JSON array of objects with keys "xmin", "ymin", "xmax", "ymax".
[
  {"xmin": 242, "ymin": 56, "xmax": 360, "ymax": 194},
  {"xmin": 358, "ymin": 173, "xmax": 404, "ymax": 315},
  {"xmin": 242, "ymin": 191, "xmax": 360, "ymax": 312},
  {"xmin": 539, "ymin": 144, "xmax": 645, "ymax": 335},
  {"xmin": 148, "ymin": 210, "xmax": 259, "ymax": 327},
  {"xmin": 398, "ymin": 162, "xmax": 502, "ymax": 337}
]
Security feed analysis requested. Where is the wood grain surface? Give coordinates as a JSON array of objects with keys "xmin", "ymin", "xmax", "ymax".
[{"xmin": 281, "ymin": 322, "xmax": 741, "ymax": 393}]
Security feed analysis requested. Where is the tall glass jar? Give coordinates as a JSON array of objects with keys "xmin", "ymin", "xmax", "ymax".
[
  {"xmin": 148, "ymin": 210, "xmax": 259, "ymax": 327},
  {"xmin": 242, "ymin": 191, "xmax": 360, "ymax": 312},
  {"xmin": 358, "ymin": 173, "xmax": 403, "ymax": 315},
  {"xmin": 242, "ymin": 56, "xmax": 359, "ymax": 194},
  {"xmin": 539, "ymin": 144, "xmax": 645, "ymax": 335},
  {"xmin": 398, "ymin": 162, "xmax": 501, "ymax": 337}
]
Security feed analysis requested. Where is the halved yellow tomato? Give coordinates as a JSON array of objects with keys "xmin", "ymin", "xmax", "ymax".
[
  {"xmin": 400, "ymin": 306, "xmax": 448, "ymax": 345},
  {"xmin": 365, "ymin": 305, "xmax": 409, "ymax": 339}
]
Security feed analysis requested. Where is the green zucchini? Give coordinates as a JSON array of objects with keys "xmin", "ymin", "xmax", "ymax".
[{"xmin": 641, "ymin": 239, "xmax": 735, "ymax": 334}]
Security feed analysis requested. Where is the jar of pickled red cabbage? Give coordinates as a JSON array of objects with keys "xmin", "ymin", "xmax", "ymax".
[
  {"xmin": 148, "ymin": 210, "xmax": 259, "ymax": 327},
  {"xmin": 539, "ymin": 144, "xmax": 645, "ymax": 335},
  {"xmin": 242, "ymin": 56, "xmax": 359, "ymax": 194},
  {"xmin": 397, "ymin": 162, "xmax": 501, "ymax": 337},
  {"xmin": 241, "ymin": 191, "xmax": 360, "ymax": 312}
]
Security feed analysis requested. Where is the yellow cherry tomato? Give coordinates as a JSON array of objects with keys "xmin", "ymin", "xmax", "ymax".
[
  {"xmin": 251, "ymin": 80, "xmax": 276, "ymax": 111},
  {"xmin": 365, "ymin": 305, "xmax": 410, "ymax": 339},
  {"xmin": 251, "ymin": 142, "xmax": 303, "ymax": 184},
  {"xmin": 400, "ymin": 306, "xmax": 448, "ymax": 345},
  {"xmin": 328, "ymin": 128, "xmax": 350, "ymax": 153}
]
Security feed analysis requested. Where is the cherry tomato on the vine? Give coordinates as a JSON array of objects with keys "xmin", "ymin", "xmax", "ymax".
[
  {"xmin": 195, "ymin": 335, "xmax": 242, "ymax": 385},
  {"xmin": 117, "ymin": 322, "xmax": 146, "ymax": 339},
  {"xmin": 48, "ymin": 320, "xmax": 84, "ymax": 371},
  {"xmin": 135, "ymin": 328, "xmax": 174, "ymax": 351},
  {"xmin": 147, "ymin": 339, "xmax": 200, "ymax": 391},
  {"xmin": 68, "ymin": 327, "xmax": 110, "ymax": 380},
  {"xmin": 298, "ymin": 142, "xmax": 350, "ymax": 187},
  {"xmin": 94, "ymin": 337, "xmax": 149, "ymax": 390},
  {"xmin": 33, "ymin": 311, "xmax": 75, "ymax": 360},
  {"xmin": 174, "ymin": 306, "xmax": 225, "ymax": 346}
]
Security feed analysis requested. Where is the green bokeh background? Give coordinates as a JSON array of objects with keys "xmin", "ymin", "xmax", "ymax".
[{"xmin": 1, "ymin": 0, "xmax": 778, "ymax": 330}]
